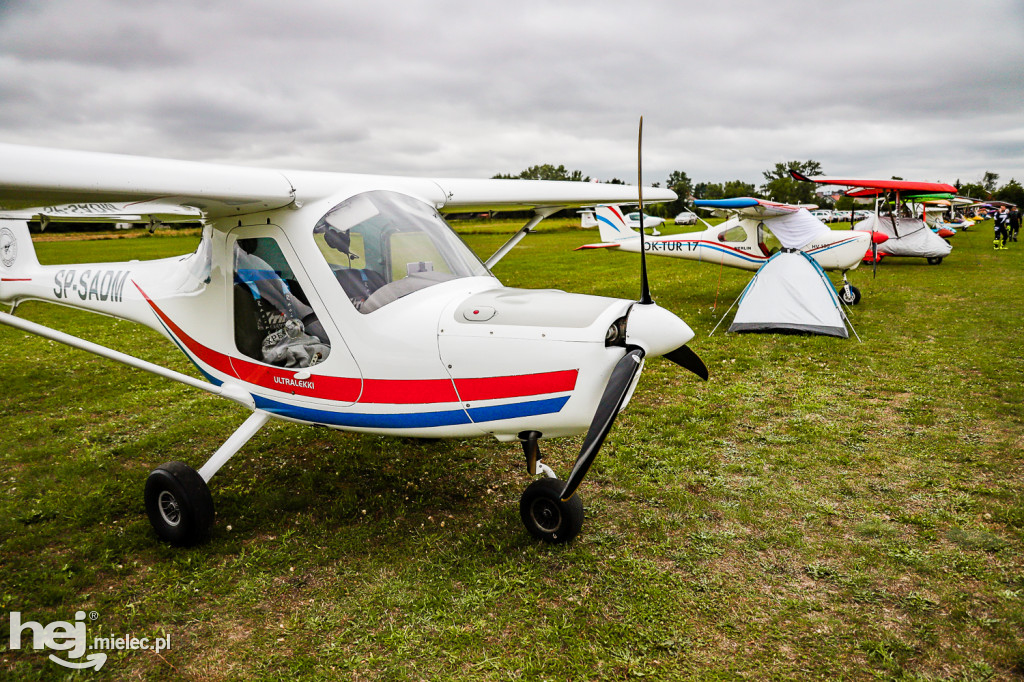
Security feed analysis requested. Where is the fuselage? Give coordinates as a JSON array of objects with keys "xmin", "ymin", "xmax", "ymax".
[
  {"xmin": 582, "ymin": 216, "xmax": 869, "ymax": 272},
  {"xmin": 1, "ymin": 188, "xmax": 695, "ymax": 442}
]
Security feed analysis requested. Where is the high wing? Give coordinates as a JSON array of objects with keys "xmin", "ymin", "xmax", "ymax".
[
  {"xmin": 694, "ymin": 197, "xmax": 831, "ymax": 250},
  {"xmin": 0, "ymin": 143, "xmax": 675, "ymax": 222},
  {"xmin": 693, "ymin": 197, "xmax": 817, "ymax": 220},
  {"xmin": 432, "ymin": 178, "xmax": 675, "ymax": 214},
  {"xmin": 0, "ymin": 143, "xmax": 297, "ymax": 218},
  {"xmin": 0, "ymin": 200, "xmax": 202, "ymax": 227},
  {"xmin": 789, "ymin": 170, "xmax": 957, "ymax": 196},
  {"xmin": 843, "ymin": 188, "xmax": 955, "ymax": 200}
]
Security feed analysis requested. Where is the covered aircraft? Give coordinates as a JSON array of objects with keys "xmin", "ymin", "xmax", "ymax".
[{"xmin": 790, "ymin": 172, "xmax": 957, "ymax": 265}]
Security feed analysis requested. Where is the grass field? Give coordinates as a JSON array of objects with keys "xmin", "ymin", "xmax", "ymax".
[{"xmin": 1, "ymin": 218, "xmax": 1022, "ymax": 680}]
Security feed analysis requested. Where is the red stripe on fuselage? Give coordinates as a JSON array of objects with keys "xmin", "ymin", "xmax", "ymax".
[
  {"xmin": 456, "ymin": 370, "xmax": 577, "ymax": 401},
  {"xmin": 135, "ymin": 283, "xmax": 578, "ymax": 405}
]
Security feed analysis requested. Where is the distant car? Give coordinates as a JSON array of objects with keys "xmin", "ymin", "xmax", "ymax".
[
  {"xmin": 810, "ymin": 210, "xmax": 833, "ymax": 223},
  {"xmin": 625, "ymin": 211, "xmax": 665, "ymax": 229},
  {"xmin": 833, "ymin": 209, "xmax": 872, "ymax": 223},
  {"xmin": 674, "ymin": 210, "xmax": 698, "ymax": 225}
]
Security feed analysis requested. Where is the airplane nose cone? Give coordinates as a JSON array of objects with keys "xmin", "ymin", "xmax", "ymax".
[{"xmin": 624, "ymin": 303, "xmax": 695, "ymax": 357}]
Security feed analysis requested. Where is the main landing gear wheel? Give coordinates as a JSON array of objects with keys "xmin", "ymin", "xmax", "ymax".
[
  {"xmin": 927, "ymin": 256, "xmax": 943, "ymax": 265},
  {"xmin": 520, "ymin": 477, "xmax": 584, "ymax": 544},
  {"xmin": 839, "ymin": 285, "xmax": 861, "ymax": 305},
  {"xmin": 144, "ymin": 461, "xmax": 214, "ymax": 546}
]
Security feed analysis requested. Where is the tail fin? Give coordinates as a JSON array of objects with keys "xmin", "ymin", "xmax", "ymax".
[
  {"xmin": 595, "ymin": 205, "xmax": 640, "ymax": 243},
  {"xmin": 579, "ymin": 209, "xmax": 597, "ymax": 228},
  {"xmin": 0, "ymin": 220, "xmax": 41, "ymax": 303}
]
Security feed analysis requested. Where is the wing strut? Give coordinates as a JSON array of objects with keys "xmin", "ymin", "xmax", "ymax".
[
  {"xmin": 484, "ymin": 207, "xmax": 561, "ymax": 269},
  {"xmin": 0, "ymin": 311, "xmax": 254, "ymax": 409}
]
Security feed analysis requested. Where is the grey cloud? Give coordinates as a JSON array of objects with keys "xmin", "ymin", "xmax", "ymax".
[{"xmin": 0, "ymin": 0, "xmax": 1021, "ymax": 186}]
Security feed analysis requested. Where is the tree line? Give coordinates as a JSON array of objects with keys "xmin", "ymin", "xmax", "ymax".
[{"xmin": 495, "ymin": 162, "xmax": 1024, "ymax": 218}]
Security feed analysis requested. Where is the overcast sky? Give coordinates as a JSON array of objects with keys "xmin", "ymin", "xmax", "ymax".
[{"xmin": 1, "ymin": 0, "xmax": 1022, "ymax": 190}]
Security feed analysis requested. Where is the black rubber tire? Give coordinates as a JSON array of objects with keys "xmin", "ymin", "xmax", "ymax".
[
  {"xmin": 839, "ymin": 285, "xmax": 861, "ymax": 305},
  {"xmin": 927, "ymin": 256, "xmax": 943, "ymax": 265},
  {"xmin": 519, "ymin": 477, "xmax": 584, "ymax": 544},
  {"xmin": 144, "ymin": 461, "xmax": 215, "ymax": 546}
]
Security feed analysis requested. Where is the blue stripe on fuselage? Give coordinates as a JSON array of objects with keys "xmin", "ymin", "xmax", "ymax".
[
  {"xmin": 689, "ymin": 242, "xmax": 765, "ymax": 264},
  {"xmin": 804, "ymin": 237, "xmax": 860, "ymax": 257},
  {"xmin": 251, "ymin": 395, "xmax": 571, "ymax": 429}
]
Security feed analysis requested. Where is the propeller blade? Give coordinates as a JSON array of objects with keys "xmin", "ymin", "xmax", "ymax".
[
  {"xmin": 663, "ymin": 344, "xmax": 709, "ymax": 381},
  {"xmin": 889, "ymin": 190, "xmax": 901, "ymax": 238},
  {"xmin": 868, "ymin": 229, "xmax": 887, "ymax": 279},
  {"xmin": 638, "ymin": 116, "xmax": 653, "ymax": 305},
  {"xmin": 560, "ymin": 348, "xmax": 645, "ymax": 501}
]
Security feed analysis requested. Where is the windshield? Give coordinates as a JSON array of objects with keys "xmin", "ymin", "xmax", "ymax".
[{"xmin": 313, "ymin": 190, "xmax": 490, "ymax": 314}]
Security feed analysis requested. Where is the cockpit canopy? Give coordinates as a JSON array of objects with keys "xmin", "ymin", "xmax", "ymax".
[{"xmin": 313, "ymin": 190, "xmax": 491, "ymax": 313}]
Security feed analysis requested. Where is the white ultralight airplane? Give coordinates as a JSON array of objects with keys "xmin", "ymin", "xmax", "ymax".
[
  {"xmin": 580, "ymin": 205, "xmax": 662, "ymax": 234},
  {"xmin": 576, "ymin": 200, "xmax": 878, "ymax": 304},
  {"xmin": 0, "ymin": 143, "xmax": 709, "ymax": 546}
]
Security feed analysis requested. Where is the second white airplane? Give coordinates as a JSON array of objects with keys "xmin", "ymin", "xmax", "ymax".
[{"xmin": 577, "ymin": 200, "xmax": 882, "ymax": 304}]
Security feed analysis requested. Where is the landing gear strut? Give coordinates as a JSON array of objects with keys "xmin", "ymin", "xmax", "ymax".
[
  {"xmin": 517, "ymin": 430, "xmax": 584, "ymax": 543},
  {"xmin": 144, "ymin": 411, "xmax": 270, "ymax": 546},
  {"xmin": 838, "ymin": 275, "xmax": 861, "ymax": 305}
]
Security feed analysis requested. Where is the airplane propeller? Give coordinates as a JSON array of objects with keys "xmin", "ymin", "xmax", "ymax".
[
  {"xmin": 560, "ymin": 347, "xmax": 645, "ymax": 500},
  {"xmin": 664, "ymin": 343, "xmax": 711, "ymax": 379},
  {"xmin": 869, "ymin": 230, "xmax": 887, "ymax": 278},
  {"xmin": 637, "ymin": 117, "xmax": 653, "ymax": 306},
  {"xmin": 558, "ymin": 117, "xmax": 708, "ymax": 503}
]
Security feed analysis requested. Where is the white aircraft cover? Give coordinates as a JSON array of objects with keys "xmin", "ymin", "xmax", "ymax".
[
  {"xmin": 729, "ymin": 250, "xmax": 849, "ymax": 338},
  {"xmin": 766, "ymin": 208, "xmax": 834, "ymax": 250},
  {"xmin": 855, "ymin": 214, "xmax": 952, "ymax": 258}
]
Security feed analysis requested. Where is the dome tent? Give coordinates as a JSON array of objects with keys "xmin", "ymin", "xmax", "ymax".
[{"xmin": 726, "ymin": 249, "xmax": 852, "ymax": 338}]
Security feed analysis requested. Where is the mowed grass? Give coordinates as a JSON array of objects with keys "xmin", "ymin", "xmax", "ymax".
[{"xmin": 1, "ymin": 219, "xmax": 1022, "ymax": 680}]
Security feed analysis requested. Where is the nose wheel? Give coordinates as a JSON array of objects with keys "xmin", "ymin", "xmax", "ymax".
[
  {"xmin": 838, "ymin": 278, "xmax": 861, "ymax": 305},
  {"xmin": 517, "ymin": 430, "xmax": 584, "ymax": 543},
  {"xmin": 520, "ymin": 477, "xmax": 584, "ymax": 543}
]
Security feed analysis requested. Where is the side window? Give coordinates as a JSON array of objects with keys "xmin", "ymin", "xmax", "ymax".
[
  {"xmin": 717, "ymin": 224, "xmax": 748, "ymax": 243},
  {"xmin": 233, "ymin": 237, "xmax": 331, "ymax": 368},
  {"xmin": 756, "ymin": 222, "xmax": 780, "ymax": 256},
  {"xmin": 312, "ymin": 191, "xmax": 489, "ymax": 314},
  {"xmin": 387, "ymin": 232, "xmax": 452, "ymax": 280}
]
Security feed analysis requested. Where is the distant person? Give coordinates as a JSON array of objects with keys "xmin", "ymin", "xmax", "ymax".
[
  {"xmin": 1009, "ymin": 206, "xmax": 1021, "ymax": 243},
  {"xmin": 993, "ymin": 206, "xmax": 1010, "ymax": 250}
]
